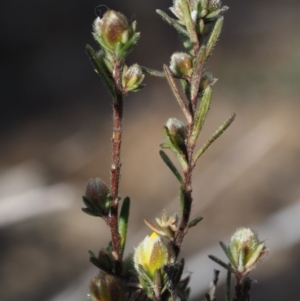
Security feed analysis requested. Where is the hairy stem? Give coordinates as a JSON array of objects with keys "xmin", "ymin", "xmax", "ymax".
[
  {"xmin": 174, "ymin": 124, "xmax": 194, "ymax": 256},
  {"xmin": 109, "ymin": 60, "xmax": 124, "ymax": 274}
]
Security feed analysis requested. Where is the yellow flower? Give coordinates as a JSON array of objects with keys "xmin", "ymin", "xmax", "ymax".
[{"xmin": 133, "ymin": 232, "xmax": 169, "ymax": 278}]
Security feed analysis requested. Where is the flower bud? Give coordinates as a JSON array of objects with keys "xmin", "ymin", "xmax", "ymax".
[
  {"xmin": 89, "ymin": 272, "xmax": 125, "ymax": 301},
  {"xmin": 170, "ymin": 52, "xmax": 193, "ymax": 77},
  {"xmin": 165, "ymin": 118, "xmax": 187, "ymax": 151},
  {"xmin": 93, "ymin": 11, "xmax": 129, "ymax": 49},
  {"xmin": 229, "ymin": 228, "xmax": 267, "ymax": 273},
  {"xmin": 134, "ymin": 232, "xmax": 171, "ymax": 278},
  {"xmin": 85, "ymin": 178, "xmax": 110, "ymax": 211},
  {"xmin": 122, "ymin": 64, "xmax": 145, "ymax": 93},
  {"xmin": 93, "ymin": 10, "xmax": 140, "ymax": 59}
]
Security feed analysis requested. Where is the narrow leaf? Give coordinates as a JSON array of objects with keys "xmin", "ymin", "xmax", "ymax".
[
  {"xmin": 193, "ymin": 113, "xmax": 236, "ymax": 165},
  {"xmin": 190, "ymin": 85, "xmax": 212, "ymax": 144},
  {"xmin": 225, "ymin": 267, "xmax": 232, "ymax": 301},
  {"xmin": 159, "ymin": 150, "xmax": 183, "ymax": 184},
  {"xmin": 208, "ymin": 255, "xmax": 235, "ymax": 273},
  {"xmin": 141, "ymin": 66, "xmax": 165, "ymax": 77},
  {"xmin": 190, "ymin": 46, "xmax": 206, "ymax": 104},
  {"xmin": 163, "ymin": 65, "xmax": 192, "ymax": 123},
  {"xmin": 180, "ymin": 1, "xmax": 198, "ymax": 47},
  {"xmin": 206, "ymin": 17, "xmax": 223, "ymax": 58},
  {"xmin": 156, "ymin": 10, "xmax": 189, "ymax": 37},
  {"xmin": 118, "ymin": 197, "xmax": 130, "ymax": 254},
  {"xmin": 86, "ymin": 45, "xmax": 116, "ymax": 98},
  {"xmin": 188, "ymin": 216, "xmax": 203, "ymax": 228}
]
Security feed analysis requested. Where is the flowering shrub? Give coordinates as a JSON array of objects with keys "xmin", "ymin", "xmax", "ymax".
[{"xmin": 82, "ymin": 1, "xmax": 268, "ymax": 301}]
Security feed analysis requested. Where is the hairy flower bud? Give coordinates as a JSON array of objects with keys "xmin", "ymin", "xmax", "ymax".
[
  {"xmin": 170, "ymin": 52, "xmax": 193, "ymax": 77},
  {"xmin": 166, "ymin": 118, "xmax": 187, "ymax": 151},
  {"xmin": 94, "ymin": 11, "xmax": 129, "ymax": 49},
  {"xmin": 122, "ymin": 64, "xmax": 145, "ymax": 93},
  {"xmin": 134, "ymin": 232, "xmax": 171, "ymax": 278},
  {"xmin": 93, "ymin": 10, "xmax": 140, "ymax": 60},
  {"xmin": 85, "ymin": 178, "xmax": 110, "ymax": 211},
  {"xmin": 229, "ymin": 228, "xmax": 268, "ymax": 274},
  {"xmin": 89, "ymin": 272, "xmax": 125, "ymax": 301}
]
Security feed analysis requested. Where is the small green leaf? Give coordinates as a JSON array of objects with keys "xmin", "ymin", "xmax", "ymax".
[
  {"xmin": 190, "ymin": 46, "xmax": 206, "ymax": 104},
  {"xmin": 180, "ymin": 0, "xmax": 199, "ymax": 47},
  {"xmin": 86, "ymin": 45, "xmax": 116, "ymax": 98},
  {"xmin": 190, "ymin": 85, "xmax": 212, "ymax": 144},
  {"xmin": 193, "ymin": 113, "xmax": 236, "ymax": 165},
  {"xmin": 208, "ymin": 255, "xmax": 235, "ymax": 273},
  {"xmin": 188, "ymin": 216, "xmax": 203, "ymax": 228},
  {"xmin": 206, "ymin": 17, "xmax": 224, "ymax": 58},
  {"xmin": 118, "ymin": 197, "xmax": 130, "ymax": 255},
  {"xmin": 159, "ymin": 150, "xmax": 183, "ymax": 184},
  {"xmin": 226, "ymin": 267, "xmax": 232, "ymax": 301},
  {"xmin": 141, "ymin": 66, "xmax": 165, "ymax": 77}
]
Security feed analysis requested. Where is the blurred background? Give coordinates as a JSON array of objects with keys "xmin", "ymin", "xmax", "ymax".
[{"xmin": 1, "ymin": 0, "xmax": 300, "ymax": 300}]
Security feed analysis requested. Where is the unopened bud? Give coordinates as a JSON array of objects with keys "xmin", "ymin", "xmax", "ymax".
[
  {"xmin": 122, "ymin": 64, "xmax": 145, "ymax": 93},
  {"xmin": 85, "ymin": 178, "xmax": 110, "ymax": 211},
  {"xmin": 93, "ymin": 11, "xmax": 129, "ymax": 50},
  {"xmin": 134, "ymin": 232, "xmax": 171, "ymax": 278},
  {"xmin": 229, "ymin": 228, "xmax": 268, "ymax": 273},
  {"xmin": 166, "ymin": 118, "xmax": 187, "ymax": 151},
  {"xmin": 89, "ymin": 272, "xmax": 125, "ymax": 301},
  {"xmin": 170, "ymin": 52, "xmax": 193, "ymax": 77}
]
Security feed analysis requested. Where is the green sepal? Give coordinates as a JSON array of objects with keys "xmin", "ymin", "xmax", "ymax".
[
  {"xmin": 193, "ymin": 113, "xmax": 236, "ymax": 165},
  {"xmin": 137, "ymin": 264, "xmax": 155, "ymax": 287},
  {"xmin": 115, "ymin": 32, "xmax": 141, "ymax": 60},
  {"xmin": 82, "ymin": 207, "xmax": 101, "ymax": 217},
  {"xmin": 206, "ymin": 17, "xmax": 224, "ymax": 58},
  {"xmin": 190, "ymin": 46, "xmax": 206, "ymax": 103},
  {"xmin": 159, "ymin": 150, "xmax": 183, "ymax": 184},
  {"xmin": 188, "ymin": 216, "xmax": 203, "ymax": 228},
  {"xmin": 200, "ymin": 0, "xmax": 209, "ymax": 10},
  {"xmin": 86, "ymin": 45, "xmax": 116, "ymax": 98},
  {"xmin": 118, "ymin": 196, "xmax": 130, "ymax": 255},
  {"xmin": 144, "ymin": 219, "xmax": 166, "ymax": 237},
  {"xmin": 190, "ymin": 85, "xmax": 212, "ymax": 144},
  {"xmin": 156, "ymin": 10, "xmax": 189, "ymax": 37},
  {"xmin": 163, "ymin": 126, "xmax": 188, "ymax": 171},
  {"xmin": 88, "ymin": 250, "xmax": 113, "ymax": 274},
  {"xmin": 153, "ymin": 269, "xmax": 163, "ymax": 297},
  {"xmin": 82, "ymin": 196, "xmax": 103, "ymax": 217}
]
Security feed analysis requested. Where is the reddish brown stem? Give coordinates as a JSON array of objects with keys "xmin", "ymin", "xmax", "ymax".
[
  {"xmin": 109, "ymin": 60, "xmax": 124, "ymax": 274},
  {"xmin": 174, "ymin": 125, "xmax": 194, "ymax": 257}
]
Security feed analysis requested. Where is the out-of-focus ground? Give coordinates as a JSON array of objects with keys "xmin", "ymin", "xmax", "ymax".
[{"xmin": 1, "ymin": 0, "xmax": 300, "ymax": 300}]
